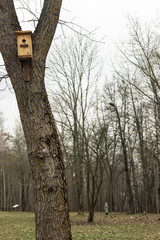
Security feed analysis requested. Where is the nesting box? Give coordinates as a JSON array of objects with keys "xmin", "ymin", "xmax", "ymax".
[{"xmin": 15, "ymin": 31, "xmax": 32, "ymax": 60}]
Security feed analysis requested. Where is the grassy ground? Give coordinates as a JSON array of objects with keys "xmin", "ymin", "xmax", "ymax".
[{"xmin": 0, "ymin": 212, "xmax": 160, "ymax": 240}]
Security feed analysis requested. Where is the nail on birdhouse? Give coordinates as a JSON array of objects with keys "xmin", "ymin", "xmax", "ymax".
[{"xmin": 15, "ymin": 31, "xmax": 32, "ymax": 81}]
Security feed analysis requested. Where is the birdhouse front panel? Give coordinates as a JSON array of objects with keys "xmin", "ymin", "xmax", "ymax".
[{"xmin": 15, "ymin": 31, "xmax": 32, "ymax": 60}]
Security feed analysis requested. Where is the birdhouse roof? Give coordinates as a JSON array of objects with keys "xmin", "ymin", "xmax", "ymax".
[{"xmin": 15, "ymin": 31, "xmax": 32, "ymax": 36}]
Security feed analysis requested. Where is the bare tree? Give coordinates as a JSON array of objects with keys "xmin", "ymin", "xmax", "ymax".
[
  {"xmin": 114, "ymin": 17, "xmax": 160, "ymax": 213},
  {"xmin": 47, "ymin": 33, "xmax": 102, "ymax": 214},
  {"xmin": 103, "ymin": 81, "xmax": 135, "ymax": 213},
  {"xmin": 85, "ymin": 122, "xmax": 105, "ymax": 222}
]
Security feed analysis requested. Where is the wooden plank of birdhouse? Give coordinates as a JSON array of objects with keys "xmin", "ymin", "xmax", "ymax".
[{"xmin": 23, "ymin": 61, "xmax": 30, "ymax": 82}]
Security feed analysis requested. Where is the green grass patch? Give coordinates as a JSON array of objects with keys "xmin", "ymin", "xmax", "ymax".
[
  {"xmin": 71, "ymin": 213, "xmax": 160, "ymax": 240},
  {"xmin": 0, "ymin": 212, "xmax": 35, "ymax": 240},
  {"xmin": 0, "ymin": 212, "xmax": 160, "ymax": 239}
]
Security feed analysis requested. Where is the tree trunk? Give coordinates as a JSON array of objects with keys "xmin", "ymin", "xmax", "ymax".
[
  {"xmin": 110, "ymin": 103, "xmax": 134, "ymax": 213},
  {"xmin": 131, "ymin": 93, "xmax": 148, "ymax": 212},
  {"xmin": 88, "ymin": 209, "xmax": 94, "ymax": 223},
  {"xmin": 0, "ymin": 1, "xmax": 72, "ymax": 239},
  {"xmin": 73, "ymin": 108, "xmax": 84, "ymax": 215},
  {"xmin": 21, "ymin": 177, "xmax": 26, "ymax": 212},
  {"xmin": 3, "ymin": 166, "xmax": 6, "ymax": 211},
  {"xmin": 18, "ymin": 81, "xmax": 71, "ymax": 239},
  {"xmin": 110, "ymin": 173, "xmax": 115, "ymax": 212},
  {"xmin": 77, "ymin": 166, "xmax": 84, "ymax": 214}
]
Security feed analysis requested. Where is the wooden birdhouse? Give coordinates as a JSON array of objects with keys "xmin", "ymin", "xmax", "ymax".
[
  {"xmin": 15, "ymin": 31, "xmax": 32, "ymax": 60},
  {"xmin": 15, "ymin": 31, "xmax": 32, "ymax": 81}
]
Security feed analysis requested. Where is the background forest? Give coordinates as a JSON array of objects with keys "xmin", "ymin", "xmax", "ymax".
[{"xmin": 0, "ymin": 17, "xmax": 160, "ymax": 222}]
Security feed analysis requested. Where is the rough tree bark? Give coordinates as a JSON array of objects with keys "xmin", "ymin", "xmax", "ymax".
[{"xmin": 0, "ymin": 0, "xmax": 71, "ymax": 239}]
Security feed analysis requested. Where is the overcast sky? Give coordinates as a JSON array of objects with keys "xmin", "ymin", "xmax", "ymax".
[{"xmin": 0, "ymin": 0, "xmax": 160, "ymax": 132}]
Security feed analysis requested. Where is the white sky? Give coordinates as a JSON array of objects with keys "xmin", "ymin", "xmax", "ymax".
[{"xmin": 0, "ymin": 0, "xmax": 160, "ymax": 132}]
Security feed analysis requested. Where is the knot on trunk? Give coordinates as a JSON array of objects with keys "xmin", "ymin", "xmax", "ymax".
[{"xmin": 48, "ymin": 186, "xmax": 54, "ymax": 194}]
